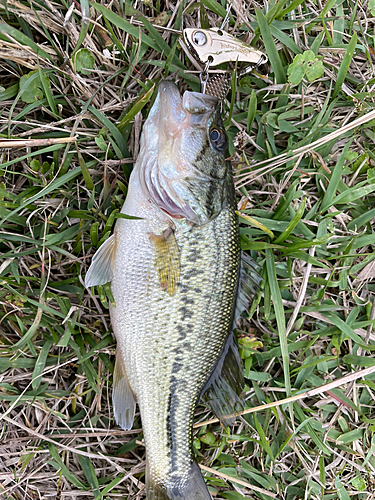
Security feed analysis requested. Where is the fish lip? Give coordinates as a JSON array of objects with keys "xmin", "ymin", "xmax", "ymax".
[
  {"xmin": 158, "ymin": 80, "xmax": 182, "ymax": 98},
  {"xmin": 157, "ymin": 80, "xmax": 219, "ymax": 118},
  {"xmin": 157, "ymin": 81, "xmax": 184, "ymax": 136}
]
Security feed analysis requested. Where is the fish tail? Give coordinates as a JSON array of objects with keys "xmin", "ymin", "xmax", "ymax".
[{"xmin": 146, "ymin": 461, "xmax": 211, "ymax": 500}]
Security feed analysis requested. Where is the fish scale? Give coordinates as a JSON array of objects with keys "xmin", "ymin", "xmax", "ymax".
[
  {"xmin": 85, "ymin": 81, "xmax": 244, "ymax": 500},
  {"xmin": 111, "ymin": 182, "xmax": 240, "ymax": 487}
]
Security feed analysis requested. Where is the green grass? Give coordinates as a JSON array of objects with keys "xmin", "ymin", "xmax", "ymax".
[{"xmin": 0, "ymin": 0, "xmax": 375, "ymax": 499}]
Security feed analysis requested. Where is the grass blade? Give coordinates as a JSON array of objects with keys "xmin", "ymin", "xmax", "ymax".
[
  {"xmin": 118, "ymin": 84, "xmax": 155, "ymax": 132},
  {"xmin": 88, "ymin": 105, "xmax": 128, "ymax": 158},
  {"xmin": 265, "ymin": 249, "xmax": 290, "ymax": 397},
  {"xmin": 0, "ymin": 166, "xmax": 81, "ymax": 228},
  {"xmin": 247, "ymin": 90, "xmax": 257, "ymax": 133},
  {"xmin": 90, "ymin": 3, "xmax": 160, "ymax": 52},
  {"xmin": 37, "ymin": 64, "xmax": 58, "ymax": 117},
  {"xmin": 327, "ymin": 183, "xmax": 375, "ymax": 209},
  {"xmin": 256, "ymin": 9, "xmax": 286, "ymax": 83},
  {"xmin": 0, "ymin": 22, "xmax": 53, "ymax": 60},
  {"xmin": 320, "ymin": 140, "xmax": 353, "ymax": 212},
  {"xmin": 200, "ymin": 0, "xmax": 230, "ymax": 20},
  {"xmin": 333, "ymin": 32, "xmax": 357, "ymax": 98},
  {"xmin": 32, "ymin": 340, "xmax": 53, "ymax": 389},
  {"xmin": 72, "ymin": 0, "xmax": 90, "ymax": 56},
  {"xmin": 48, "ymin": 443, "xmax": 87, "ymax": 489},
  {"xmin": 274, "ymin": 198, "xmax": 306, "ymax": 244}
]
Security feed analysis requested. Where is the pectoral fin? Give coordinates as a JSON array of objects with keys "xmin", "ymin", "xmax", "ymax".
[
  {"xmin": 84, "ymin": 233, "xmax": 116, "ymax": 288},
  {"xmin": 200, "ymin": 333, "xmax": 244, "ymax": 426},
  {"xmin": 113, "ymin": 353, "xmax": 136, "ymax": 431},
  {"xmin": 149, "ymin": 228, "xmax": 180, "ymax": 296}
]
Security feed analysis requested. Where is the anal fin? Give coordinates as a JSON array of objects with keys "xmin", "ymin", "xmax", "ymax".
[
  {"xmin": 200, "ymin": 333, "xmax": 244, "ymax": 427},
  {"xmin": 113, "ymin": 353, "xmax": 136, "ymax": 431},
  {"xmin": 85, "ymin": 233, "xmax": 116, "ymax": 288},
  {"xmin": 149, "ymin": 227, "xmax": 180, "ymax": 296}
]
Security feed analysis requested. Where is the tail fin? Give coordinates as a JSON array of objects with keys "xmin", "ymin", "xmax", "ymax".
[{"xmin": 146, "ymin": 461, "xmax": 211, "ymax": 500}]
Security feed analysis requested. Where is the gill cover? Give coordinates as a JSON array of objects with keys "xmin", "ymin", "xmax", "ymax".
[{"xmin": 137, "ymin": 81, "xmax": 229, "ymax": 225}]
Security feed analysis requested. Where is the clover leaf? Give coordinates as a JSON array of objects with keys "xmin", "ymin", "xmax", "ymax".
[
  {"xmin": 19, "ymin": 71, "xmax": 50, "ymax": 104},
  {"xmin": 287, "ymin": 50, "xmax": 324, "ymax": 85},
  {"xmin": 305, "ymin": 59, "xmax": 324, "ymax": 82},
  {"xmin": 351, "ymin": 476, "xmax": 366, "ymax": 492},
  {"xmin": 74, "ymin": 48, "xmax": 95, "ymax": 75}
]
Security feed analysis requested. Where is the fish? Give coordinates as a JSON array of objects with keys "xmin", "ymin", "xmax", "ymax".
[{"xmin": 85, "ymin": 81, "xmax": 259, "ymax": 500}]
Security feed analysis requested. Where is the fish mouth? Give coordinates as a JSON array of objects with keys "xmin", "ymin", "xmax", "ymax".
[
  {"xmin": 157, "ymin": 80, "xmax": 185, "ymax": 113},
  {"xmin": 155, "ymin": 81, "xmax": 219, "ymax": 137},
  {"xmin": 145, "ymin": 81, "xmax": 192, "ymax": 220},
  {"xmin": 139, "ymin": 81, "xmax": 222, "ymax": 224},
  {"xmin": 155, "ymin": 80, "xmax": 186, "ymax": 140}
]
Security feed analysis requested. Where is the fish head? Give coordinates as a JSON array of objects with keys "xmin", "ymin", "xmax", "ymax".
[{"xmin": 137, "ymin": 81, "xmax": 229, "ymax": 225}]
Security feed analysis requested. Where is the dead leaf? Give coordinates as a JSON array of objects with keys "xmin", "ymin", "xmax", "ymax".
[{"xmin": 354, "ymin": 259, "xmax": 375, "ymax": 283}]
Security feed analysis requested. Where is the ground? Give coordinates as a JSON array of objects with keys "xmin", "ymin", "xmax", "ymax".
[{"xmin": 0, "ymin": 0, "xmax": 375, "ymax": 499}]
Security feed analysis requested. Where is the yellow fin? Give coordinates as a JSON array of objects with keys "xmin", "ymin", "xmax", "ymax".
[{"xmin": 149, "ymin": 227, "xmax": 180, "ymax": 296}]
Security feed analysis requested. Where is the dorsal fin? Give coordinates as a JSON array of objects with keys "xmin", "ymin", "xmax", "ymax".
[
  {"xmin": 235, "ymin": 251, "xmax": 263, "ymax": 320},
  {"xmin": 200, "ymin": 332, "xmax": 244, "ymax": 426},
  {"xmin": 84, "ymin": 233, "xmax": 116, "ymax": 288},
  {"xmin": 200, "ymin": 253, "xmax": 262, "ymax": 426}
]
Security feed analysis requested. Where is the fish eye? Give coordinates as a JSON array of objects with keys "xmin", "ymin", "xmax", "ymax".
[{"xmin": 210, "ymin": 128, "xmax": 227, "ymax": 151}]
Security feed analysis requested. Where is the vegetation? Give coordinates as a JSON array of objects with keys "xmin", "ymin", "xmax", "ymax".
[{"xmin": 0, "ymin": 0, "xmax": 375, "ymax": 498}]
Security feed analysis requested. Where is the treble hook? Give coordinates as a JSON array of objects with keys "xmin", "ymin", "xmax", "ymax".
[
  {"xmin": 220, "ymin": 2, "xmax": 232, "ymax": 31},
  {"xmin": 200, "ymin": 59, "xmax": 211, "ymax": 94}
]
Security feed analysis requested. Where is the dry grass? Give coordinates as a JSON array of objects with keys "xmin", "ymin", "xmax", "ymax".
[{"xmin": 1, "ymin": 0, "xmax": 375, "ymax": 499}]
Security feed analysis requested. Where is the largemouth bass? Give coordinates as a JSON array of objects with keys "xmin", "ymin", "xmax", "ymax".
[{"xmin": 85, "ymin": 81, "xmax": 257, "ymax": 500}]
